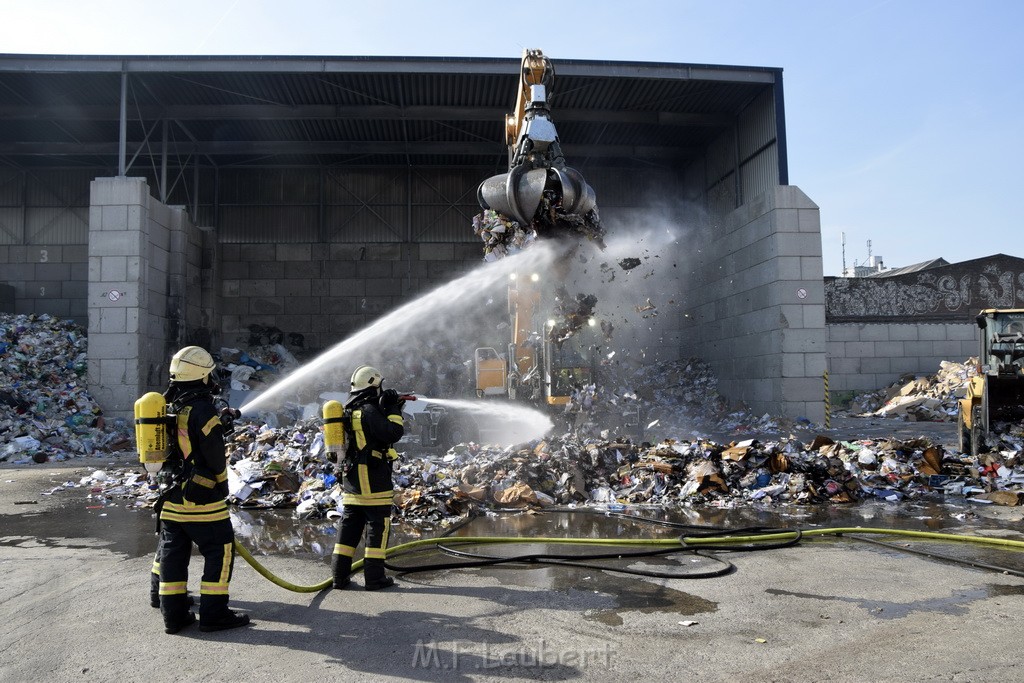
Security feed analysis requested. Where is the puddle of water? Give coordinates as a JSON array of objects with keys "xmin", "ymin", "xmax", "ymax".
[
  {"xmin": 765, "ymin": 583, "xmax": 1024, "ymax": 620},
  {"xmin": 404, "ymin": 512, "xmax": 721, "ymax": 625},
  {"xmin": 0, "ymin": 498, "xmax": 157, "ymax": 558}
]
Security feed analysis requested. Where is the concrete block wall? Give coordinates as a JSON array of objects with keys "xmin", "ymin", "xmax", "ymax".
[
  {"xmin": 826, "ymin": 322, "xmax": 977, "ymax": 393},
  {"xmin": 0, "ymin": 243, "xmax": 88, "ymax": 322},
  {"xmin": 680, "ymin": 186, "xmax": 827, "ymax": 422},
  {"xmin": 88, "ymin": 177, "xmax": 210, "ymax": 419},
  {"xmin": 219, "ymin": 241, "xmax": 481, "ymax": 351},
  {"xmin": 0, "ymin": 283, "xmax": 13, "ymax": 311}
]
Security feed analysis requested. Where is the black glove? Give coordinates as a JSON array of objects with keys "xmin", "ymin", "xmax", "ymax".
[
  {"xmin": 218, "ymin": 406, "xmax": 241, "ymax": 433},
  {"xmin": 379, "ymin": 388, "xmax": 401, "ymax": 410}
]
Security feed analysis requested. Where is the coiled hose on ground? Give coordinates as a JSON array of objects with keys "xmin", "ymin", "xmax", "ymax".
[{"xmin": 231, "ymin": 510, "xmax": 1024, "ymax": 593}]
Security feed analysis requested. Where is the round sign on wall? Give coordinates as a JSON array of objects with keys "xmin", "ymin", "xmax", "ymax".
[{"xmin": 796, "ymin": 288, "xmax": 807, "ymax": 299}]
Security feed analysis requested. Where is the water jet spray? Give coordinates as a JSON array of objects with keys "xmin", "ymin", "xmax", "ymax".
[{"xmin": 239, "ymin": 244, "xmax": 560, "ymax": 416}]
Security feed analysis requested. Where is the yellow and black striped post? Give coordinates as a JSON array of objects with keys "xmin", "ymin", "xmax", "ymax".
[{"xmin": 823, "ymin": 371, "xmax": 831, "ymax": 429}]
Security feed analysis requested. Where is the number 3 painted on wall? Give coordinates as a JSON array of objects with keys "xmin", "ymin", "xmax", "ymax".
[{"xmin": 39, "ymin": 249, "xmax": 48, "ymax": 263}]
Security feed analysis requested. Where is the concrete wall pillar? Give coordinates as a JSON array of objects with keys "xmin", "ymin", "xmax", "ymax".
[
  {"xmin": 87, "ymin": 176, "xmax": 212, "ymax": 420},
  {"xmin": 680, "ymin": 185, "xmax": 826, "ymax": 422},
  {"xmin": 87, "ymin": 177, "xmax": 148, "ymax": 420}
]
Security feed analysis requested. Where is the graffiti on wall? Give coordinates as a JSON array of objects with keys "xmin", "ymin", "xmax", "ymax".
[{"xmin": 825, "ymin": 258, "xmax": 1024, "ymax": 322}]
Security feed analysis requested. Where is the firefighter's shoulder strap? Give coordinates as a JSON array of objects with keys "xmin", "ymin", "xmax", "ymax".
[
  {"xmin": 344, "ymin": 406, "xmax": 367, "ymax": 464},
  {"xmin": 152, "ymin": 402, "xmax": 191, "ymax": 532}
]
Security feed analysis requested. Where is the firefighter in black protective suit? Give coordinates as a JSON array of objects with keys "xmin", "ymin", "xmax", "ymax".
[
  {"xmin": 332, "ymin": 365, "xmax": 405, "ymax": 591},
  {"xmin": 156, "ymin": 346, "xmax": 251, "ymax": 634}
]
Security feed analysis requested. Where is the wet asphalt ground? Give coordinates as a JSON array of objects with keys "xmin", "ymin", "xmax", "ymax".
[{"xmin": 3, "ymin": 416, "xmax": 1024, "ymax": 682}]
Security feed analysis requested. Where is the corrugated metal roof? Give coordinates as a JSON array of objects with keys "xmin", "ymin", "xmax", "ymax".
[
  {"xmin": 0, "ymin": 54, "xmax": 782, "ymax": 173},
  {"xmin": 865, "ymin": 258, "xmax": 950, "ymax": 278}
]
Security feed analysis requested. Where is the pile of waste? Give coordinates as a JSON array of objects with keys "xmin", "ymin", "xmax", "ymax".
[
  {"xmin": 55, "ymin": 427, "xmax": 1024, "ymax": 530},
  {"xmin": 0, "ymin": 313, "xmax": 132, "ymax": 464},
  {"xmin": 216, "ymin": 344, "xmax": 300, "ymax": 392},
  {"xmin": 983, "ymin": 420, "xmax": 1024, "ymax": 453},
  {"xmin": 587, "ymin": 357, "xmax": 812, "ymax": 441},
  {"xmin": 385, "ymin": 432, "xmax": 1024, "ymax": 523},
  {"xmin": 841, "ymin": 359, "xmax": 976, "ymax": 421}
]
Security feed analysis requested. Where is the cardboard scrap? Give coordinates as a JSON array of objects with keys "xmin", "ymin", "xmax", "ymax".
[
  {"xmin": 493, "ymin": 482, "xmax": 537, "ymax": 505},
  {"xmin": 976, "ymin": 491, "xmax": 1020, "ymax": 506}
]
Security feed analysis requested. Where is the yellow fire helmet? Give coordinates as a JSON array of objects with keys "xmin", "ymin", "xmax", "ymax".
[
  {"xmin": 350, "ymin": 365, "xmax": 383, "ymax": 392},
  {"xmin": 169, "ymin": 346, "xmax": 216, "ymax": 383}
]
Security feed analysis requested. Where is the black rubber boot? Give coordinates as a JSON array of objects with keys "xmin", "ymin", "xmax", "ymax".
[
  {"xmin": 161, "ymin": 593, "xmax": 193, "ymax": 634},
  {"xmin": 198, "ymin": 610, "xmax": 251, "ymax": 633},
  {"xmin": 364, "ymin": 576, "xmax": 396, "ymax": 591},
  {"xmin": 363, "ymin": 558, "xmax": 394, "ymax": 591},
  {"xmin": 164, "ymin": 611, "xmax": 196, "ymax": 635},
  {"xmin": 332, "ymin": 554, "xmax": 353, "ymax": 589}
]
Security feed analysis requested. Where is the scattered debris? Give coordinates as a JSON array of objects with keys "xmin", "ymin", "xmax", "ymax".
[
  {"xmin": 56, "ymin": 423, "xmax": 1024, "ymax": 530},
  {"xmin": 549, "ymin": 289, "xmax": 598, "ymax": 345}
]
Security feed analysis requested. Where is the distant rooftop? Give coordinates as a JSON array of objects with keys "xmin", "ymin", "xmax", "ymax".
[{"xmin": 864, "ymin": 258, "xmax": 949, "ymax": 278}]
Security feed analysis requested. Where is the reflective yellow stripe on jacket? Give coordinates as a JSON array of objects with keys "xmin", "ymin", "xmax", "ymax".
[
  {"xmin": 342, "ymin": 491, "xmax": 395, "ymax": 506},
  {"xmin": 160, "ymin": 499, "xmax": 230, "ymax": 523},
  {"xmin": 176, "ymin": 407, "xmax": 192, "ymax": 460},
  {"xmin": 351, "ymin": 410, "xmax": 368, "ymax": 450}
]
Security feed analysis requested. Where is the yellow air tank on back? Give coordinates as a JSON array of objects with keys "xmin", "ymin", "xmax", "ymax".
[
  {"xmin": 322, "ymin": 400, "xmax": 347, "ymax": 457},
  {"xmin": 134, "ymin": 391, "xmax": 168, "ymax": 475}
]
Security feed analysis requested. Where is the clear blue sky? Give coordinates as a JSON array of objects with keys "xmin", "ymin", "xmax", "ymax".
[{"xmin": 3, "ymin": 0, "xmax": 1021, "ymax": 275}]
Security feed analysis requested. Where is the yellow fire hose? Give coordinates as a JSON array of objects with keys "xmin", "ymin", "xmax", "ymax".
[{"xmin": 233, "ymin": 527, "xmax": 1024, "ymax": 594}]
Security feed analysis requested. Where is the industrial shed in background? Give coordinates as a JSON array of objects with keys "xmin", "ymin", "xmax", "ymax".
[{"xmin": 0, "ymin": 54, "xmax": 824, "ymax": 420}]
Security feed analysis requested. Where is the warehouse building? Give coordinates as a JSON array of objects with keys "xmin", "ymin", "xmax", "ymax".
[{"xmin": 0, "ymin": 54, "xmax": 823, "ymax": 420}]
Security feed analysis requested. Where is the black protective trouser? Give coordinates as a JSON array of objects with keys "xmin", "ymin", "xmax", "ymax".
[
  {"xmin": 159, "ymin": 518, "xmax": 235, "ymax": 626},
  {"xmin": 332, "ymin": 504, "xmax": 391, "ymax": 584},
  {"xmin": 149, "ymin": 537, "xmax": 163, "ymax": 607}
]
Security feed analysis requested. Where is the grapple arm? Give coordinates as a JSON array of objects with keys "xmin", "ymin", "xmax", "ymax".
[{"xmin": 478, "ymin": 49, "xmax": 597, "ymax": 227}]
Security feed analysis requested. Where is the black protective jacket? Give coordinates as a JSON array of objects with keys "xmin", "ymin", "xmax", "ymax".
[
  {"xmin": 159, "ymin": 386, "xmax": 230, "ymax": 523},
  {"xmin": 341, "ymin": 396, "xmax": 404, "ymax": 506}
]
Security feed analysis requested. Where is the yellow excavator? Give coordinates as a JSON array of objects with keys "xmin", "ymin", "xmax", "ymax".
[
  {"xmin": 958, "ymin": 309, "xmax": 1024, "ymax": 455},
  {"xmin": 416, "ymin": 49, "xmax": 623, "ymax": 448},
  {"xmin": 471, "ymin": 49, "xmax": 601, "ymax": 408}
]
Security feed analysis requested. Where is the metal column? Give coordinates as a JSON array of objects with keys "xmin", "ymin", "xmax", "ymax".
[{"xmin": 118, "ymin": 69, "xmax": 127, "ymax": 177}]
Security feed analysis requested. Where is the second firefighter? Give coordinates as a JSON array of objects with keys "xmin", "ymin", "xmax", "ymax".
[{"xmin": 332, "ymin": 364, "xmax": 405, "ymax": 590}]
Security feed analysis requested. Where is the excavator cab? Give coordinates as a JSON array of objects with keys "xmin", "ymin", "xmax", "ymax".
[
  {"xmin": 474, "ymin": 347, "xmax": 507, "ymax": 397},
  {"xmin": 958, "ymin": 309, "xmax": 1024, "ymax": 455},
  {"xmin": 543, "ymin": 320, "xmax": 596, "ymax": 406}
]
